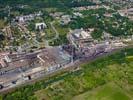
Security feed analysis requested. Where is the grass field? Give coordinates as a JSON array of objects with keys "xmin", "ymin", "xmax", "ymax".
[
  {"xmin": 72, "ymin": 83, "xmax": 131, "ymax": 100},
  {"xmin": 34, "ymin": 51, "xmax": 133, "ymax": 100},
  {"xmin": 126, "ymin": 56, "xmax": 133, "ymax": 61},
  {"xmin": 0, "ymin": 20, "xmax": 6, "ymax": 29},
  {"xmin": 34, "ymin": 63, "xmax": 133, "ymax": 100}
]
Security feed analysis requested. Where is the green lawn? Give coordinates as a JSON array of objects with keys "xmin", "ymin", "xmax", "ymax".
[
  {"xmin": 49, "ymin": 21, "xmax": 69, "ymax": 46},
  {"xmin": 54, "ymin": 21, "xmax": 69, "ymax": 38},
  {"xmin": 0, "ymin": 20, "xmax": 6, "ymax": 29},
  {"xmin": 35, "ymin": 62, "xmax": 133, "ymax": 100},
  {"xmin": 45, "ymin": 28, "xmax": 55, "ymax": 39},
  {"xmin": 126, "ymin": 56, "xmax": 133, "ymax": 62},
  {"xmin": 72, "ymin": 83, "xmax": 131, "ymax": 100}
]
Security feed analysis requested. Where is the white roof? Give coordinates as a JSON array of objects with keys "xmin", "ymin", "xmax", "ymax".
[
  {"xmin": 36, "ymin": 22, "xmax": 46, "ymax": 26},
  {"xmin": 72, "ymin": 29, "xmax": 91, "ymax": 39},
  {"xmin": 35, "ymin": 23, "xmax": 47, "ymax": 28},
  {"xmin": 128, "ymin": 8, "xmax": 133, "ymax": 11},
  {"xmin": 81, "ymin": 31, "xmax": 90, "ymax": 39}
]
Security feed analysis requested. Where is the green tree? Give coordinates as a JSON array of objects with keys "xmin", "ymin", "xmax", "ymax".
[{"xmin": 91, "ymin": 28, "xmax": 103, "ymax": 39}]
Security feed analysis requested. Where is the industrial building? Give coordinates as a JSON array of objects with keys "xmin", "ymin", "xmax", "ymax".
[
  {"xmin": 0, "ymin": 47, "xmax": 71, "ymax": 90},
  {"xmin": 68, "ymin": 28, "xmax": 94, "ymax": 48}
]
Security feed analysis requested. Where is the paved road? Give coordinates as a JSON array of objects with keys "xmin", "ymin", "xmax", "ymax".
[{"xmin": 50, "ymin": 21, "xmax": 59, "ymax": 40}]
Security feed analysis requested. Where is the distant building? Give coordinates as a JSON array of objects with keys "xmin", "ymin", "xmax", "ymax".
[
  {"xmin": 107, "ymin": 0, "xmax": 129, "ymax": 3},
  {"xmin": 102, "ymin": 32, "xmax": 113, "ymax": 39},
  {"xmin": 92, "ymin": 0, "xmax": 101, "ymax": 4},
  {"xmin": 0, "ymin": 52, "xmax": 11, "ymax": 68},
  {"xmin": 15, "ymin": 12, "xmax": 42, "ymax": 23},
  {"xmin": 127, "ymin": 8, "xmax": 133, "ymax": 16},
  {"xmin": 0, "ymin": 59, "xmax": 7, "ymax": 68},
  {"xmin": 73, "ymin": 12, "xmax": 83, "ymax": 18},
  {"xmin": 50, "ymin": 12, "xmax": 63, "ymax": 19},
  {"xmin": 35, "ymin": 22, "xmax": 47, "ymax": 31},
  {"xmin": 16, "ymin": 15, "xmax": 34, "ymax": 23},
  {"xmin": 118, "ymin": 8, "xmax": 133, "ymax": 18},
  {"xmin": 72, "ymin": 5, "xmax": 101, "ymax": 11},
  {"xmin": 118, "ymin": 10, "xmax": 127, "ymax": 16},
  {"xmin": 68, "ymin": 28, "xmax": 94, "ymax": 48},
  {"xmin": 60, "ymin": 15, "xmax": 71, "ymax": 25},
  {"xmin": 104, "ymin": 13, "xmax": 113, "ymax": 17}
]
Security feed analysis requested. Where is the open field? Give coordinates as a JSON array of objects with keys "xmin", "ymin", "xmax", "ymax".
[
  {"xmin": 45, "ymin": 27, "xmax": 55, "ymax": 39},
  {"xmin": 34, "ymin": 48, "xmax": 133, "ymax": 100},
  {"xmin": 35, "ymin": 62, "xmax": 133, "ymax": 100},
  {"xmin": 0, "ymin": 20, "xmax": 6, "ymax": 29},
  {"xmin": 72, "ymin": 83, "xmax": 131, "ymax": 100},
  {"xmin": 126, "ymin": 56, "xmax": 133, "ymax": 61}
]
